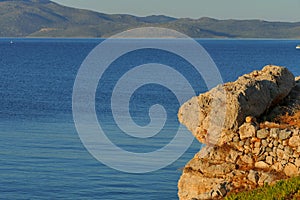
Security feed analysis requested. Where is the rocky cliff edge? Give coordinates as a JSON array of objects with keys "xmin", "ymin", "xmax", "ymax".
[{"xmin": 178, "ymin": 65, "xmax": 300, "ymax": 200}]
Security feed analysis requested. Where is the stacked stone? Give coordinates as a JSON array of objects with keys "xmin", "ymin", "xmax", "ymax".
[
  {"xmin": 237, "ymin": 122, "xmax": 300, "ymax": 176},
  {"xmin": 178, "ymin": 121, "xmax": 300, "ymax": 200}
]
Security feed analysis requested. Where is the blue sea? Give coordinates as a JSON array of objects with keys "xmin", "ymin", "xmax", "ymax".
[{"xmin": 1, "ymin": 38, "xmax": 300, "ymax": 200}]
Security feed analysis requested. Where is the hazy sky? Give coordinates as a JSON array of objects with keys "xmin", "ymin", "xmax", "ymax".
[{"xmin": 52, "ymin": 0, "xmax": 300, "ymax": 22}]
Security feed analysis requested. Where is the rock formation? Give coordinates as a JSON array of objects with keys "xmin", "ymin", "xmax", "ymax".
[
  {"xmin": 178, "ymin": 65, "xmax": 300, "ymax": 200},
  {"xmin": 178, "ymin": 65, "xmax": 295, "ymax": 146}
]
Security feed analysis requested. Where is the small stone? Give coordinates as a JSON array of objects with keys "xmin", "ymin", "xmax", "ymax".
[
  {"xmin": 281, "ymin": 160, "xmax": 288, "ymax": 166},
  {"xmin": 284, "ymin": 163, "xmax": 298, "ymax": 177},
  {"xmin": 270, "ymin": 128, "xmax": 279, "ymax": 138},
  {"xmin": 253, "ymin": 147, "xmax": 260, "ymax": 155},
  {"xmin": 273, "ymin": 140, "xmax": 279, "ymax": 147},
  {"xmin": 246, "ymin": 116, "xmax": 254, "ymax": 123},
  {"xmin": 211, "ymin": 190, "xmax": 218, "ymax": 199},
  {"xmin": 233, "ymin": 143, "xmax": 244, "ymax": 152},
  {"xmin": 295, "ymin": 158, "xmax": 300, "ymax": 167},
  {"xmin": 257, "ymin": 155, "xmax": 266, "ymax": 162},
  {"xmin": 241, "ymin": 155, "xmax": 254, "ymax": 165},
  {"xmin": 266, "ymin": 156, "xmax": 273, "ymax": 165},
  {"xmin": 261, "ymin": 140, "xmax": 268, "ymax": 147},
  {"xmin": 258, "ymin": 172, "xmax": 269, "ymax": 186},
  {"xmin": 254, "ymin": 142, "xmax": 261, "ymax": 148},
  {"xmin": 248, "ymin": 170, "xmax": 259, "ymax": 184},
  {"xmin": 233, "ymin": 136, "xmax": 240, "ymax": 143},
  {"xmin": 297, "ymin": 146, "xmax": 300, "ymax": 153},
  {"xmin": 266, "ymin": 147, "xmax": 272, "ymax": 152},
  {"xmin": 245, "ymin": 139, "xmax": 251, "ymax": 146},
  {"xmin": 264, "ymin": 173, "xmax": 277, "ymax": 185},
  {"xmin": 226, "ymin": 149, "xmax": 241, "ymax": 163},
  {"xmin": 211, "ymin": 183, "xmax": 228, "ymax": 198},
  {"xmin": 252, "ymin": 70, "xmax": 259, "ymax": 76},
  {"xmin": 195, "ymin": 193, "xmax": 211, "ymax": 200},
  {"xmin": 257, "ymin": 129, "xmax": 269, "ymax": 139},
  {"xmin": 255, "ymin": 161, "xmax": 269, "ymax": 169},
  {"xmin": 218, "ymin": 186, "xmax": 227, "ymax": 197},
  {"xmin": 293, "ymin": 129, "xmax": 300, "ymax": 136},
  {"xmin": 269, "ymin": 152, "xmax": 276, "ymax": 157},
  {"xmin": 277, "ymin": 149, "xmax": 284, "ymax": 159},
  {"xmin": 268, "ymin": 143, "xmax": 273, "ymax": 148},
  {"xmin": 289, "ymin": 158, "xmax": 295, "ymax": 163},
  {"xmin": 272, "ymin": 162, "xmax": 283, "ymax": 171},
  {"xmin": 289, "ymin": 136, "xmax": 300, "ymax": 147},
  {"xmin": 258, "ymin": 147, "xmax": 266, "ymax": 156},
  {"xmin": 239, "ymin": 123, "xmax": 256, "ymax": 140},
  {"xmin": 278, "ymin": 144, "xmax": 284, "ymax": 150},
  {"xmin": 239, "ymin": 141, "xmax": 245, "ymax": 146},
  {"xmin": 251, "ymin": 137, "xmax": 260, "ymax": 143},
  {"xmin": 293, "ymin": 128, "xmax": 300, "ymax": 135},
  {"xmin": 279, "ymin": 129, "xmax": 292, "ymax": 140},
  {"xmin": 263, "ymin": 152, "xmax": 269, "ymax": 157},
  {"xmin": 283, "ymin": 140, "xmax": 288, "ymax": 146},
  {"xmin": 283, "ymin": 154, "xmax": 290, "ymax": 161},
  {"xmin": 284, "ymin": 146, "xmax": 293, "ymax": 155}
]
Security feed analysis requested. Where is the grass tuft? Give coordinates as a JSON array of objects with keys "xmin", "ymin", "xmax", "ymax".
[{"xmin": 225, "ymin": 176, "xmax": 300, "ymax": 200}]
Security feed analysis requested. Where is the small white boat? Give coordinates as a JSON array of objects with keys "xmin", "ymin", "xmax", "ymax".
[{"xmin": 296, "ymin": 45, "xmax": 300, "ymax": 49}]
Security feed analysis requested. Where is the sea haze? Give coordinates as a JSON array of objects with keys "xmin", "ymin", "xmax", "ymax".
[{"xmin": 1, "ymin": 39, "xmax": 300, "ymax": 199}]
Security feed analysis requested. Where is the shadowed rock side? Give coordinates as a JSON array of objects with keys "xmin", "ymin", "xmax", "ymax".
[{"xmin": 178, "ymin": 65, "xmax": 300, "ymax": 200}]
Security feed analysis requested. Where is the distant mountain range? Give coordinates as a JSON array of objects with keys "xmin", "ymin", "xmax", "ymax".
[{"xmin": 1, "ymin": 0, "xmax": 300, "ymax": 38}]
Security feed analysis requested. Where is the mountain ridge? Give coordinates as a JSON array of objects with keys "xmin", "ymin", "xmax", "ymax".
[{"xmin": 0, "ymin": 0, "xmax": 299, "ymax": 38}]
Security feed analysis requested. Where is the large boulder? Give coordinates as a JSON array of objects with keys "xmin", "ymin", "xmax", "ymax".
[{"xmin": 178, "ymin": 65, "xmax": 295, "ymax": 146}]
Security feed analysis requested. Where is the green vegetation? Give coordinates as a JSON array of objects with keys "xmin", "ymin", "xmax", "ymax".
[
  {"xmin": 225, "ymin": 176, "xmax": 300, "ymax": 200},
  {"xmin": 0, "ymin": 0, "xmax": 300, "ymax": 38}
]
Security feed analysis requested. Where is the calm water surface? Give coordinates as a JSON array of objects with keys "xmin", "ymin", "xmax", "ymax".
[{"xmin": 1, "ymin": 38, "xmax": 300, "ymax": 199}]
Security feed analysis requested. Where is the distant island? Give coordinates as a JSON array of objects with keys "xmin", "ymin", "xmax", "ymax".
[{"xmin": 1, "ymin": 0, "xmax": 300, "ymax": 38}]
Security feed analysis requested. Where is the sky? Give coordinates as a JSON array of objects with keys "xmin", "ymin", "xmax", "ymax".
[{"xmin": 51, "ymin": 0, "xmax": 300, "ymax": 22}]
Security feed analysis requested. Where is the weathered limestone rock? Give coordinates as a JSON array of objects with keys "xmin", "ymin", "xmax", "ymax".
[
  {"xmin": 279, "ymin": 129, "xmax": 293, "ymax": 140},
  {"xmin": 178, "ymin": 171, "xmax": 225, "ymax": 200},
  {"xmin": 284, "ymin": 163, "xmax": 298, "ymax": 177},
  {"xmin": 241, "ymin": 155, "xmax": 254, "ymax": 165},
  {"xmin": 178, "ymin": 67, "xmax": 300, "ymax": 200},
  {"xmin": 290, "ymin": 135, "xmax": 300, "ymax": 147},
  {"xmin": 257, "ymin": 172, "xmax": 277, "ymax": 186},
  {"xmin": 270, "ymin": 128, "xmax": 280, "ymax": 138},
  {"xmin": 257, "ymin": 129, "xmax": 269, "ymax": 139},
  {"xmin": 239, "ymin": 123, "xmax": 256, "ymax": 140},
  {"xmin": 178, "ymin": 65, "xmax": 295, "ymax": 146},
  {"xmin": 255, "ymin": 161, "xmax": 270, "ymax": 169},
  {"xmin": 247, "ymin": 170, "xmax": 259, "ymax": 184}
]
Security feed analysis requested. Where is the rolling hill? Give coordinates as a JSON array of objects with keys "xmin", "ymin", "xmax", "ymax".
[{"xmin": 0, "ymin": 0, "xmax": 299, "ymax": 38}]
